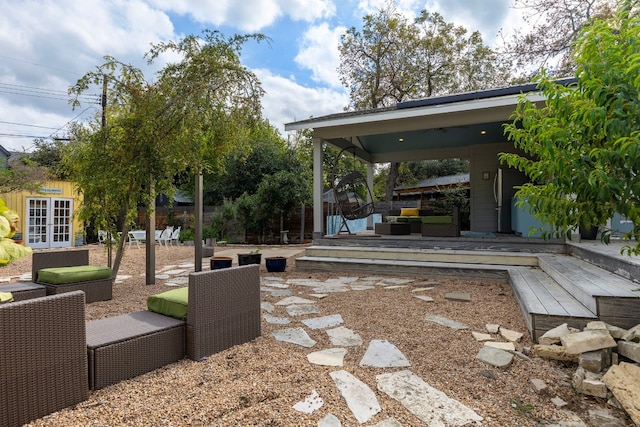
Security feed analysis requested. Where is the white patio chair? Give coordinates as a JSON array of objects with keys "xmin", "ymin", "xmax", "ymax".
[
  {"xmin": 157, "ymin": 226, "xmax": 174, "ymax": 247},
  {"xmin": 168, "ymin": 226, "xmax": 181, "ymax": 246}
]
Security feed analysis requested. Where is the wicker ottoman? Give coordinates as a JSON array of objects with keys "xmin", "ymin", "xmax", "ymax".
[
  {"xmin": 0, "ymin": 282, "xmax": 46, "ymax": 301},
  {"xmin": 86, "ymin": 311, "xmax": 185, "ymax": 390},
  {"xmin": 375, "ymin": 222, "xmax": 411, "ymax": 235}
]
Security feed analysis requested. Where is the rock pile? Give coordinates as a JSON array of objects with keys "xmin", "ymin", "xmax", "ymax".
[{"xmin": 533, "ymin": 321, "xmax": 640, "ymax": 425}]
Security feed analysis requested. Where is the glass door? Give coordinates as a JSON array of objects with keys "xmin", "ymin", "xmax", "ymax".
[{"xmin": 26, "ymin": 197, "xmax": 73, "ymax": 249}]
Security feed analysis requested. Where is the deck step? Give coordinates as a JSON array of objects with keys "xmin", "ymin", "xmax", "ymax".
[
  {"xmin": 508, "ymin": 267, "xmax": 597, "ymax": 341},
  {"xmin": 296, "ymin": 256, "xmax": 510, "ymax": 281},
  {"xmin": 538, "ymin": 254, "xmax": 640, "ymax": 328},
  {"xmin": 305, "ymin": 245, "xmax": 538, "ymax": 267}
]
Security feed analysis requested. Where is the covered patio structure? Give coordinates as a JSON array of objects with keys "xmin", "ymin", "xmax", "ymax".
[{"xmin": 285, "ymin": 79, "xmax": 575, "ymax": 240}]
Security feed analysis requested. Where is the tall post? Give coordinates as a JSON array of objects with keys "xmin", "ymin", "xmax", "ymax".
[
  {"xmin": 101, "ymin": 76, "xmax": 112, "ymax": 268},
  {"xmin": 367, "ymin": 163, "xmax": 374, "ymax": 230},
  {"xmin": 313, "ymin": 137, "xmax": 323, "ymax": 239},
  {"xmin": 194, "ymin": 172, "xmax": 203, "ymax": 271},
  {"xmin": 145, "ymin": 177, "xmax": 156, "ymax": 285}
]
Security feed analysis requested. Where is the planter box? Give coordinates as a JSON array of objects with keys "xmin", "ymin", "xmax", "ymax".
[{"xmin": 265, "ymin": 257, "xmax": 287, "ymax": 272}]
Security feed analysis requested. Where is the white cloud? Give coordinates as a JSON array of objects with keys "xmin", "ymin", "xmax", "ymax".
[
  {"xmin": 294, "ymin": 23, "xmax": 346, "ymax": 88},
  {"xmin": 148, "ymin": 0, "xmax": 336, "ymax": 32},
  {"xmin": 254, "ymin": 68, "xmax": 348, "ymax": 134}
]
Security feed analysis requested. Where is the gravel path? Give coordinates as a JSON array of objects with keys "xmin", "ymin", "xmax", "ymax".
[{"xmin": 1, "ymin": 244, "xmax": 628, "ymax": 426}]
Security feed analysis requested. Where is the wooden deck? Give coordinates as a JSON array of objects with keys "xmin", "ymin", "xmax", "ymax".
[{"xmin": 298, "ymin": 235, "xmax": 640, "ymax": 341}]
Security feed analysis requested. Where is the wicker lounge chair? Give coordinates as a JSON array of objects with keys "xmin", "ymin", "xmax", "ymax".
[
  {"xmin": 0, "ymin": 291, "xmax": 88, "ymax": 427},
  {"xmin": 32, "ymin": 249, "xmax": 113, "ymax": 303},
  {"xmin": 186, "ymin": 264, "xmax": 261, "ymax": 360}
]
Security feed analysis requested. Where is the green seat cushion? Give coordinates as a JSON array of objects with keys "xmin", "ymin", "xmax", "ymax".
[
  {"xmin": 37, "ymin": 265, "xmax": 112, "ymax": 285},
  {"xmin": 0, "ymin": 292, "xmax": 13, "ymax": 303},
  {"xmin": 147, "ymin": 287, "xmax": 188, "ymax": 320},
  {"xmin": 421, "ymin": 216, "xmax": 453, "ymax": 224},
  {"xmin": 396, "ymin": 216, "xmax": 422, "ymax": 223}
]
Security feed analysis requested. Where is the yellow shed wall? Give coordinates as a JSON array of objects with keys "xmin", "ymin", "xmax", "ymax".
[{"xmin": 0, "ymin": 180, "xmax": 84, "ymax": 247}]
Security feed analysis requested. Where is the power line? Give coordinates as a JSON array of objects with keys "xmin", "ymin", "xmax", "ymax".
[
  {"xmin": 0, "ymin": 120, "xmax": 60, "ymax": 130},
  {"xmin": 0, "ymin": 82, "xmax": 100, "ymax": 103}
]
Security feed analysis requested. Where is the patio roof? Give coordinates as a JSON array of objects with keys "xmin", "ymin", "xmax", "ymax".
[{"xmin": 285, "ymin": 78, "xmax": 576, "ymax": 164}]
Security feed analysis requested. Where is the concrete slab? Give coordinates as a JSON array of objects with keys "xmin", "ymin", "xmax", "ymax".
[
  {"xmin": 376, "ymin": 370, "xmax": 483, "ymax": 426},
  {"xmin": 359, "ymin": 340, "xmax": 411, "ymax": 368},
  {"xmin": 330, "ymin": 370, "xmax": 381, "ymax": 424},
  {"xmin": 272, "ymin": 327, "xmax": 317, "ymax": 348}
]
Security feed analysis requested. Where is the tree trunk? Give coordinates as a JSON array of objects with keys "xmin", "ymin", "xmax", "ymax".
[{"xmin": 385, "ymin": 162, "xmax": 400, "ymax": 202}]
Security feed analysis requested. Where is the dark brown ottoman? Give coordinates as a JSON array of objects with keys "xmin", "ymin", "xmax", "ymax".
[
  {"xmin": 375, "ymin": 222, "xmax": 411, "ymax": 235},
  {"xmin": 86, "ymin": 311, "xmax": 185, "ymax": 390},
  {"xmin": 0, "ymin": 282, "xmax": 46, "ymax": 301}
]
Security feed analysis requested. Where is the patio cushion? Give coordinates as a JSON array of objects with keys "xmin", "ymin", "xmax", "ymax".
[
  {"xmin": 396, "ymin": 216, "xmax": 422, "ymax": 223},
  {"xmin": 400, "ymin": 208, "xmax": 419, "ymax": 216},
  {"xmin": 37, "ymin": 265, "xmax": 112, "ymax": 285},
  {"xmin": 422, "ymin": 216, "xmax": 453, "ymax": 224},
  {"xmin": 147, "ymin": 287, "xmax": 188, "ymax": 320},
  {"xmin": 0, "ymin": 292, "xmax": 13, "ymax": 303}
]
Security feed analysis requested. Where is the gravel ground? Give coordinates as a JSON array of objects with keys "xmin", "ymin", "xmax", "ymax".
[{"xmin": 1, "ymin": 244, "xmax": 629, "ymax": 426}]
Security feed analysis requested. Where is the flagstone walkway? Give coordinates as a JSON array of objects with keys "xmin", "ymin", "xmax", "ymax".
[{"xmin": 262, "ymin": 275, "xmax": 484, "ymax": 426}]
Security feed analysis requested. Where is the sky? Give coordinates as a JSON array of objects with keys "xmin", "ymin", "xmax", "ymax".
[{"xmin": 0, "ymin": 0, "xmax": 526, "ymax": 153}]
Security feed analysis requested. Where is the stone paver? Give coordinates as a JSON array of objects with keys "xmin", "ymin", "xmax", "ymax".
[
  {"xmin": 359, "ymin": 340, "xmax": 411, "ymax": 368},
  {"xmin": 414, "ymin": 295, "xmax": 434, "ymax": 302},
  {"xmin": 286, "ymin": 304, "xmax": 320, "ymax": 316},
  {"xmin": 330, "ymin": 370, "xmax": 381, "ymax": 424},
  {"xmin": 276, "ymin": 296, "xmax": 316, "ymax": 305},
  {"xmin": 476, "ymin": 346, "xmax": 514, "ymax": 368},
  {"xmin": 292, "ymin": 389, "xmax": 323, "ymax": 414},
  {"xmin": 317, "ymin": 414, "xmax": 341, "ymax": 427},
  {"xmin": 302, "ymin": 314, "xmax": 344, "ymax": 330},
  {"xmin": 326, "ymin": 326, "xmax": 363, "ymax": 347},
  {"xmin": 263, "ymin": 314, "xmax": 290, "ymax": 325},
  {"xmin": 376, "ymin": 370, "xmax": 483, "ymax": 426},
  {"xmin": 424, "ymin": 314, "xmax": 468, "ymax": 330},
  {"xmin": 307, "ymin": 348, "xmax": 347, "ymax": 367},
  {"xmin": 272, "ymin": 327, "xmax": 316, "ymax": 348}
]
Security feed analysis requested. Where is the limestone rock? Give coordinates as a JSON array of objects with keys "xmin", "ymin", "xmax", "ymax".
[
  {"xmin": 476, "ymin": 346, "xmax": 514, "ymax": 368},
  {"xmin": 606, "ymin": 323, "xmax": 628, "ymax": 340},
  {"xmin": 486, "ymin": 323, "xmax": 500, "ymax": 334},
  {"xmin": 485, "ymin": 341, "xmax": 516, "ymax": 352},
  {"xmin": 579, "ymin": 349, "xmax": 612, "ymax": 373},
  {"xmin": 307, "ymin": 348, "xmax": 347, "ymax": 367},
  {"xmin": 444, "ymin": 292, "xmax": 471, "ymax": 302},
  {"xmin": 603, "ymin": 362, "xmax": 640, "ymax": 425},
  {"xmin": 538, "ymin": 323, "xmax": 570, "ymax": 345},
  {"xmin": 472, "ymin": 331, "xmax": 493, "ymax": 342},
  {"xmin": 330, "ymin": 370, "xmax": 381, "ymax": 424},
  {"xmin": 586, "ymin": 320, "xmax": 609, "ymax": 331},
  {"xmin": 560, "ymin": 330, "xmax": 617, "ymax": 355},
  {"xmin": 573, "ymin": 367, "xmax": 607, "ymax": 398},
  {"xmin": 530, "ymin": 378, "xmax": 548, "ymax": 394},
  {"xmin": 532, "ymin": 344, "xmax": 579, "ymax": 362},
  {"xmin": 500, "ymin": 327, "xmax": 523, "ymax": 342},
  {"xmin": 621, "ymin": 324, "xmax": 640, "ymax": 342},
  {"xmin": 617, "ymin": 340, "xmax": 640, "ymax": 363},
  {"xmin": 550, "ymin": 397, "xmax": 568, "ymax": 408}
]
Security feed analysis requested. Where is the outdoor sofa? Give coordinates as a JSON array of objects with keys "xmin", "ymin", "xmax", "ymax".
[
  {"xmin": 32, "ymin": 249, "xmax": 113, "ymax": 303},
  {"xmin": 377, "ymin": 206, "xmax": 460, "ymax": 237},
  {"xmin": 86, "ymin": 264, "xmax": 261, "ymax": 389},
  {"xmin": 1, "ymin": 291, "xmax": 88, "ymax": 427}
]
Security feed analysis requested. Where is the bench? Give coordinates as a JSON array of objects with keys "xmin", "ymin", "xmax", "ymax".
[
  {"xmin": 1, "ymin": 291, "xmax": 88, "ymax": 427},
  {"xmin": 85, "ymin": 264, "xmax": 261, "ymax": 390},
  {"xmin": 421, "ymin": 206, "xmax": 460, "ymax": 237},
  {"xmin": 32, "ymin": 249, "xmax": 113, "ymax": 303}
]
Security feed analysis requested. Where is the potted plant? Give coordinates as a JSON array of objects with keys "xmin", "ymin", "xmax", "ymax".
[
  {"xmin": 179, "ymin": 228, "xmax": 195, "ymax": 246},
  {"xmin": 238, "ymin": 248, "xmax": 261, "ymax": 266},
  {"xmin": 265, "ymin": 256, "xmax": 287, "ymax": 272},
  {"xmin": 210, "ymin": 256, "xmax": 233, "ymax": 269}
]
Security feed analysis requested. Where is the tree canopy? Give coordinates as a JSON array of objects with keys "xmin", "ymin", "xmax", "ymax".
[
  {"xmin": 501, "ymin": 0, "xmax": 616, "ymax": 80},
  {"xmin": 338, "ymin": 2, "xmax": 507, "ymax": 200},
  {"xmin": 67, "ymin": 31, "xmax": 265, "ymax": 276},
  {"xmin": 500, "ymin": 1, "xmax": 640, "ymax": 254}
]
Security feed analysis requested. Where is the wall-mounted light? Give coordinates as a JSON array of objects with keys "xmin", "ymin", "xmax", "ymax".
[
  {"xmin": 480, "ymin": 130, "xmax": 487, "ymax": 135},
  {"xmin": 398, "ymin": 138, "xmax": 404, "ymax": 142}
]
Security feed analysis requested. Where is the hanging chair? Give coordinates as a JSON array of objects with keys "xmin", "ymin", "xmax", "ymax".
[{"xmin": 331, "ymin": 147, "xmax": 375, "ymax": 234}]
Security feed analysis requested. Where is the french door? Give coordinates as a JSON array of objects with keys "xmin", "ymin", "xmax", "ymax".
[{"xmin": 26, "ymin": 197, "xmax": 74, "ymax": 249}]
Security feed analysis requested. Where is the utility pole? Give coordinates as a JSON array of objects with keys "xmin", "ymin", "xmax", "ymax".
[{"xmin": 101, "ymin": 76, "xmax": 112, "ymax": 268}]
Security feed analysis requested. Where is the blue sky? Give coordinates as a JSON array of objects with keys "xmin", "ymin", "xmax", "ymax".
[{"xmin": 0, "ymin": 0, "xmax": 524, "ymax": 152}]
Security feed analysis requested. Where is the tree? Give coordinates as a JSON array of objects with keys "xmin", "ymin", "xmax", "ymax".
[
  {"xmin": 500, "ymin": 0, "xmax": 616, "ymax": 81},
  {"xmin": 0, "ymin": 155, "xmax": 48, "ymax": 194},
  {"xmin": 67, "ymin": 31, "xmax": 265, "ymax": 278},
  {"xmin": 500, "ymin": 2, "xmax": 640, "ymax": 255},
  {"xmin": 338, "ymin": 2, "xmax": 508, "ymax": 201},
  {"xmin": 30, "ymin": 137, "xmax": 71, "ymax": 180}
]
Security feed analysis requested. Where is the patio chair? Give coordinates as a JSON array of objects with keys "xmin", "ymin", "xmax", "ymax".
[
  {"xmin": 169, "ymin": 226, "xmax": 181, "ymax": 246},
  {"xmin": 157, "ymin": 226, "xmax": 174, "ymax": 246}
]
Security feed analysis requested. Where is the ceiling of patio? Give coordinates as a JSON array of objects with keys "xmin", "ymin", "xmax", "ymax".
[{"xmin": 284, "ymin": 80, "xmax": 574, "ymax": 164}]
